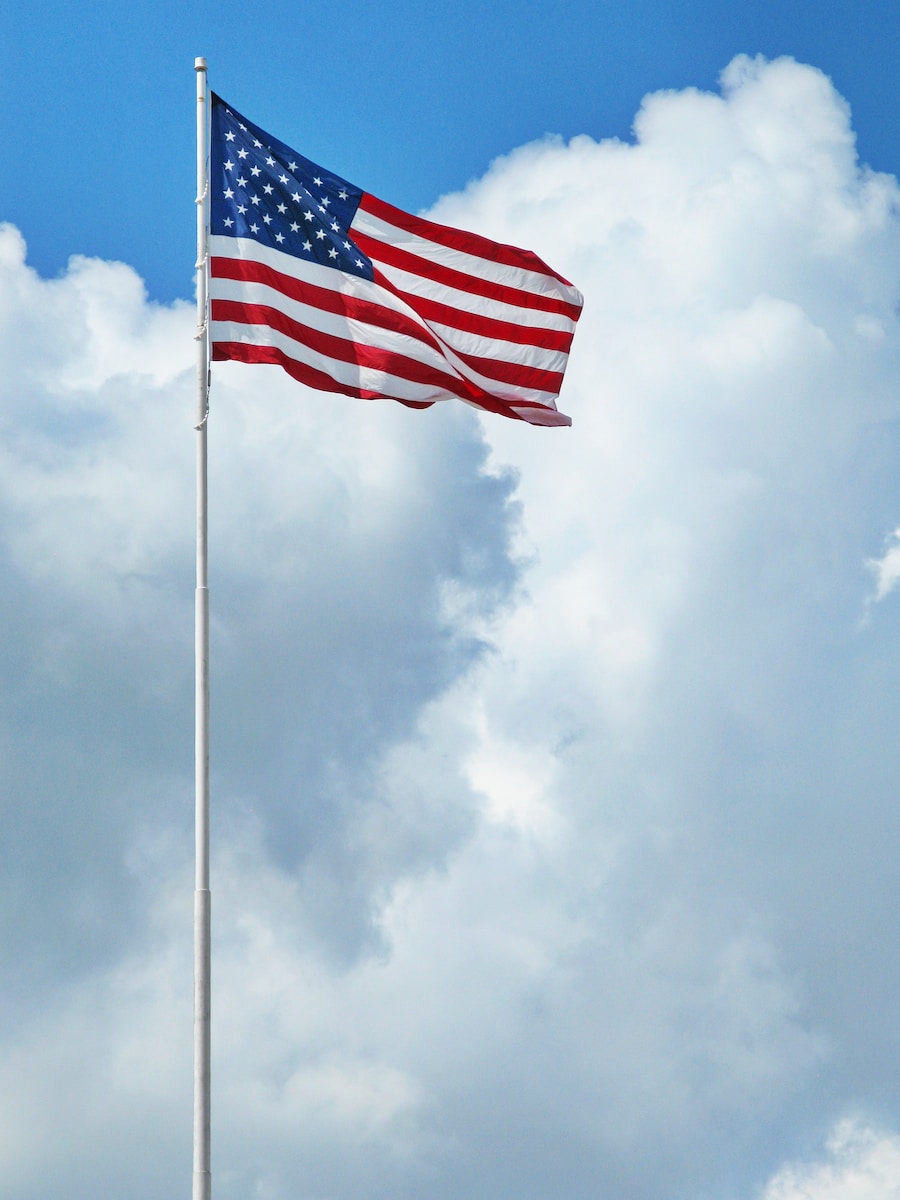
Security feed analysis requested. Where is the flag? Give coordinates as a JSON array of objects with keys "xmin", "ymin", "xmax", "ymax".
[{"xmin": 208, "ymin": 95, "xmax": 583, "ymax": 427}]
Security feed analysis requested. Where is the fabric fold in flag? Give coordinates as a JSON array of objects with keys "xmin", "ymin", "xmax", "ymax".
[{"xmin": 208, "ymin": 94, "xmax": 583, "ymax": 426}]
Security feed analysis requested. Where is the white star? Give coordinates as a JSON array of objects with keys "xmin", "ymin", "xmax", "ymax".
[
  {"xmin": 330, "ymin": 220, "xmax": 339, "ymax": 232},
  {"xmin": 236, "ymin": 175, "xmax": 247, "ymax": 187},
  {"xmin": 224, "ymin": 160, "xmax": 235, "ymax": 172},
  {"xmin": 263, "ymin": 184, "xmax": 274, "ymax": 195},
  {"xmin": 275, "ymin": 232, "xmax": 285, "ymax": 243},
  {"xmin": 292, "ymin": 191, "xmax": 301, "ymax": 203},
  {"xmin": 328, "ymin": 247, "xmax": 338, "ymax": 259},
  {"xmin": 262, "ymin": 213, "xmax": 272, "ymax": 224},
  {"xmin": 338, "ymin": 189, "xmax": 348, "ymax": 200},
  {"xmin": 288, "ymin": 161, "xmax": 298, "ymax": 170},
  {"xmin": 250, "ymin": 165, "xmax": 261, "ymax": 177},
  {"xmin": 321, "ymin": 197, "xmax": 331, "ymax": 207},
  {"xmin": 238, "ymin": 122, "xmax": 247, "ymax": 131},
  {"xmin": 237, "ymin": 148, "xmax": 248, "ymax": 159},
  {"xmin": 277, "ymin": 203, "xmax": 287, "ymax": 214},
  {"xmin": 303, "ymin": 210, "xmax": 314, "ymax": 221},
  {"xmin": 223, "ymin": 217, "xmax": 234, "ymax": 228},
  {"xmin": 250, "ymin": 222, "xmax": 259, "ymax": 233},
  {"xmin": 303, "ymin": 240, "xmax": 312, "ymax": 251},
  {"xmin": 253, "ymin": 138, "xmax": 263, "ymax": 148},
  {"xmin": 290, "ymin": 222, "xmax": 300, "ymax": 232},
  {"xmin": 250, "ymin": 195, "xmax": 261, "ymax": 205},
  {"xmin": 354, "ymin": 259, "xmax": 364, "ymax": 268},
  {"xmin": 317, "ymin": 204, "xmax": 326, "ymax": 214},
  {"xmin": 313, "ymin": 176, "xmax": 322, "ymax": 186},
  {"xmin": 224, "ymin": 188, "xmax": 234, "ymax": 199},
  {"xmin": 266, "ymin": 155, "xmax": 275, "ymax": 166},
  {"xmin": 225, "ymin": 131, "xmax": 235, "ymax": 142},
  {"xmin": 279, "ymin": 174, "xmax": 289, "ymax": 184},
  {"xmin": 315, "ymin": 229, "xmax": 326, "ymax": 240},
  {"xmin": 237, "ymin": 203, "xmax": 248, "ymax": 214},
  {"xmin": 343, "ymin": 240, "xmax": 351, "ymax": 249}
]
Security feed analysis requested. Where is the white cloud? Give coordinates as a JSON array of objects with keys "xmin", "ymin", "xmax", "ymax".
[
  {"xmin": 867, "ymin": 528, "xmax": 900, "ymax": 602},
  {"xmin": 761, "ymin": 1120, "xmax": 900, "ymax": 1200},
  {"xmin": 1, "ymin": 52, "xmax": 900, "ymax": 1200}
]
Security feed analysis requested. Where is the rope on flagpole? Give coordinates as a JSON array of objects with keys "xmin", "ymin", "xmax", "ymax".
[{"xmin": 193, "ymin": 310, "xmax": 210, "ymax": 431}]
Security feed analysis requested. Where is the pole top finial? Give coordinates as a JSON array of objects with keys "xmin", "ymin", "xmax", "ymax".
[{"xmin": 195, "ymin": 57, "xmax": 207, "ymax": 71}]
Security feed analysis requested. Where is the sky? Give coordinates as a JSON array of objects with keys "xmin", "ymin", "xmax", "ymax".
[{"xmin": 2, "ymin": 3, "xmax": 900, "ymax": 1200}]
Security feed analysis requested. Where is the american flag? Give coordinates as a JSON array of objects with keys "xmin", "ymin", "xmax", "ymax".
[{"xmin": 208, "ymin": 94, "xmax": 583, "ymax": 427}]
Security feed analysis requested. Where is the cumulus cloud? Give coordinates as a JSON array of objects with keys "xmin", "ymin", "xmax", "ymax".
[
  {"xmin": 1, "ymin": 52, "xmax": 900, "ymax": 1200},
  {"xmin": 866, "ymin": 527, "xmax": 900, "ymax": 602},
  {"xmin": 760, "ymin": 1120, "xmax": 900, "ymax": 1200}
]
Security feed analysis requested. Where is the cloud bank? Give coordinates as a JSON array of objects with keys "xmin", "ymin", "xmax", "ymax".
[
  {"xmin": 0, "ymin": 53, "xmax": 899, "ymax": 1200},
  {"xmin": 762, "ymin": 1120, "xmax": 900, "ymax": 1200}
]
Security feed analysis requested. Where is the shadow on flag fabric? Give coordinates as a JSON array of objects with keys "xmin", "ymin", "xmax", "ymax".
[{"xmin": 208, "ymin": 95, "xmax": 583, "ymax": 427}]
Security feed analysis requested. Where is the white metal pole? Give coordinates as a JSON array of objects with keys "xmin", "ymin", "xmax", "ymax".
[{"xmin": 193, "ymin": 54, "xmax": 211, "ymax": 1200}]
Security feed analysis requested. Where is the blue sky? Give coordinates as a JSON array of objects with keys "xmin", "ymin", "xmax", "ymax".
[
  {"xmin": 3, "ymin": 4, "xmax": 900, "ymax": 1200},
  {"xmin": 3, "ymin": 0, "xmax": 899, "ymax": 301}
]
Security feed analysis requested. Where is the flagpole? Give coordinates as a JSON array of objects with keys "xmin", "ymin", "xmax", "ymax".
[{"xmin": 193, "ymin": 55, "xmax": 211, "ymax": 1200}]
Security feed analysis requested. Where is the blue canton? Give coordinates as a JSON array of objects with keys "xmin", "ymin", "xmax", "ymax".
[{"xmin": 210, "ymin": 94, "xmax": 374, "ymax": 281}]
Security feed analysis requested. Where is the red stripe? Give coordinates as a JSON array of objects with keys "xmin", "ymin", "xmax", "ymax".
[
  {"xmin": 213, "ymin": 299, "xmax": 561, "ymax": 412},
  {"xmin": 211, "ymin": 298, "xmax": 480, "ymax": 399},
  {"xmin": 213, "ymin": 343, "xmax": 571, "ymax": 422},
  {"xmin": 213, "ymin": 295, "xmax": 562, "ymax": 399},
  {"xmin": 359, "ymin": 192, "xmax": 579, "ymax": 292},
  {"xmin": 211, "ymin": 255, "xmax": 434, "ymax": 349},
  {"xmin": 449, "ymin": 347, "xmax": 564, "ymax": 393},
  {"xmin": 212, "ymin": 254, "xmax": 573, "ymax": 353},
  {"xmin": 366, "ymin": 265, "xmax": 566, "ymax": 395},
  {"xmin": 351, "ymin": 229, "xmax": 583, "ymax": 321},
  {"xmin": 212, "ymin": 341, "xmax": 548, "ymax": 423},
  {"xmin": 386, "ymin": 288, "xmax": 575, "ymax": 352},
  {"xmin": 213, "ymin": 341, "xmax": 411, "ymax": 402},
  {"xmin": 211, "ymin": 336, "xmax": 566, "ymax": 424},
  {"xmin": 212, "ymin": 257, "xmax": 565, "ymax": 397}
]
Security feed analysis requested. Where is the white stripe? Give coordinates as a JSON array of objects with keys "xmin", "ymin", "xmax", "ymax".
[
  {"xmin": 210, "ymin": 234, "xmax": 354, "ymax": 291},
  {"xmin": 210, "ymin": 233, "xmax": 412, "ymax": 314},
  {"xmin": 351, "ymin": 206, "xmax": 583, "ymax": 306},
  {"xmin": 370, "ymin": 259, "xmax": 578, "ymax": 334},
  {"xmin": 210, "ymin": 305, "xmax": 560, "ymax": 409},
  {"xmin": 211, "ymin": 275, "xmax": 565, "ymax": 378},
  {"xmin": 211, "ymin": 319, "xmax": 463, "ymax": 404},
  {"xmin": 211, "ymin": 275, "xmax": 471, "ymax": 378},
  {"xmin": 210, "ymin": 234, "xmax": 576, "ymax": 340},
  {"xmin": 425, "ymin": 321, "xmax": 567, "ymax": 373},
  {"xmin": 508, "ymin": 403, "xmax": 571, "ymax": 428},
  {"xmin": 213, "ymin": 327, "xmax": 568, "ymax": 423},
  {"xmin": 210, "ymin": 236, "xmax": 566, "ymax": 405},
  {"xmin": 426, "ymin": 338, "xmax": 560, "ymax": 406}
]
